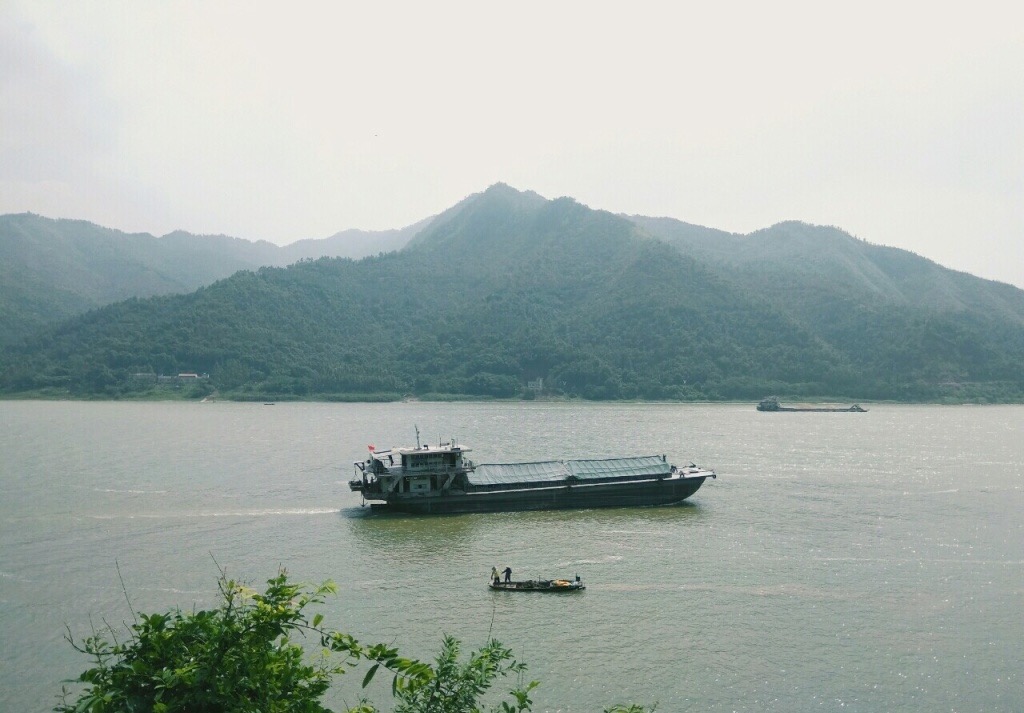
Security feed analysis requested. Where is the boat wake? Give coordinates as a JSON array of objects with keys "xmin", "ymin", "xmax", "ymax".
[
  {"xmin": 93, "ymin": 488, "xmax": 169, "ymax": 495},
  {"xmin": 86, "ymin": 507, "xmax": 340, "ymax": 520}
]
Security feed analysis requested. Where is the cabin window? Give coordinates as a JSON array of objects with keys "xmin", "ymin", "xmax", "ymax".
[{"xmin": 408, "ymin": 452, "xmax": 446, "ymax": 471}]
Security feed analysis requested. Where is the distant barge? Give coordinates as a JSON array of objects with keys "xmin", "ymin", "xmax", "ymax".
[
  {"xmin": 349, "ymin": 432, "xmax": 715, "ymax": 515},
  {"xmin": 757, "ymin": 396, "xmax": 867, "ymax": 412}
]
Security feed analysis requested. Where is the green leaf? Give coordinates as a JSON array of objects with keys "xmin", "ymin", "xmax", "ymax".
[{"xmin": 361, "ymin": 663, "xmax": 379, "ymax": 689}]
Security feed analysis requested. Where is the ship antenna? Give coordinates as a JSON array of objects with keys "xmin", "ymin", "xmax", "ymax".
[{"xmin": 415, "ymin": 425, "xmax": 421, "ymax": 449}]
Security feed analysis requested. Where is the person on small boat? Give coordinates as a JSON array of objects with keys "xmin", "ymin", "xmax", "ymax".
[
  {"xmin": 491, "ymin": 566, "xmax": 500, "ymax": 585},
  {"xmin": 503, "ymin": 566, "xmax": 512, "ymax": 583}
]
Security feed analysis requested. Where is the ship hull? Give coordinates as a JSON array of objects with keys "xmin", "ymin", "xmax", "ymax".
[{"xmin": 367, "ymin": 475, "xmax": 711, "ymax": 515}]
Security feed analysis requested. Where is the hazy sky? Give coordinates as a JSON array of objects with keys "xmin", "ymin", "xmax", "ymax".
[{"xmin": 3, "ymin": 2, "xmax": 1022, "ymax": 287}]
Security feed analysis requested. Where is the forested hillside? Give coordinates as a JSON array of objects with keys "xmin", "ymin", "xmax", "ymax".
[
  {"xmin": 633, "ymin": 216, "xmax": 1024, "ymax": 400},
  {"xmin": 2, "ymin": 185, "xmax": 1022, "ymax": 401},
  {"xmin": 0, "ymin": 213, "xmax": 428, "ymax": 346}
]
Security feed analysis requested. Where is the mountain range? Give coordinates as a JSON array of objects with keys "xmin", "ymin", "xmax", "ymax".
[
  {"xmin": 0, "ymin": 213, "xmax": 428, "ymax": 347},
  {"xmin": 2, "ymin": 184, "xmax": 1022, "ymax": 401}
]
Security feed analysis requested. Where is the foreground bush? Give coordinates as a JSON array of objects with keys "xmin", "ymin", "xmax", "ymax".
[{"xmin": 58, "ymin": 570, "xmax": 651, "ymax": 713}]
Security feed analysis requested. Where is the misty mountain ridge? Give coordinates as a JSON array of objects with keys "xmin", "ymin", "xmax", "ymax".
[
  {"xmin": 2, "ymin": 183, "xmax": 1022, "ymax": 402},
  {"xmin": 632, "ymin": 216, "xmax": 1024, "ymax": 321},
  {"xmin": 0, "ymin": 212, "xmax": 433, "ymax": 346}
]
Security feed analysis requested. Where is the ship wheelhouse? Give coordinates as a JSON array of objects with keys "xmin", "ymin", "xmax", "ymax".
[{"xmin": 350, "ymin": 441, "xmax": 474, "ymax": 499}]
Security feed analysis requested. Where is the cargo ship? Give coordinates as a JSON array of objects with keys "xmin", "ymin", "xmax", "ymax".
[
  {"xmin": 757, "ymin": 396, "xmax": 867, "ymax": 412},
  {"xmin": 348, "ymin": 432, "xmax": 715, "ymax": 515}
]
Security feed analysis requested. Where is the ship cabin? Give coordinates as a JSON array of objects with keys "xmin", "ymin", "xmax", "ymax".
[{"xmin": 350, "ymin": 442, "xmax": 475, "ymax": 498}]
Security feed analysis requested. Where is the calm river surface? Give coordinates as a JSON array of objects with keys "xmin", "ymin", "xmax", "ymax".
[{"xmin": 1, "ymin": 401, "xmax": 1021, "ymax": 712}]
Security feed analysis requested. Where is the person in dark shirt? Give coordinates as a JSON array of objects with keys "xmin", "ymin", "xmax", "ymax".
[{"xmin": 502, "ymin": 566, "xmax": 512, "ymax": 583}]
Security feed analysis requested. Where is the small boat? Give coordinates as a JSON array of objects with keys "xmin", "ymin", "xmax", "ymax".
[{"xmin": 489, "ymin": 576, "xmax": 585, "ymax": 592}]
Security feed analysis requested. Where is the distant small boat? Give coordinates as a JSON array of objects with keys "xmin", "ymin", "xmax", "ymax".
[{"xmin": 489, "ymin": 576, "xmax": 585, "ymax": 592}]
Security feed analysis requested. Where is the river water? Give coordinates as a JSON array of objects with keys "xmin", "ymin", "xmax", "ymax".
[{"xmin": 1, "ymin": 401, "xmax": 1021, "ymax": 712}]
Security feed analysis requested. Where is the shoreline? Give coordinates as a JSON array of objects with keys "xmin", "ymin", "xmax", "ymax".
[{"xmin": 2, "ymin": 391, "xmax": 1021, "ymax": 406}]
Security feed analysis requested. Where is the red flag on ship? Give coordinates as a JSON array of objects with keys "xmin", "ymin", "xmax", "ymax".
[{"xmin": 368, "ymin": 444, "xmax": 375, "ymax": 451}]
